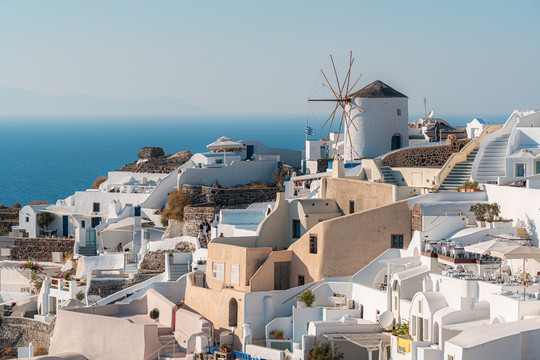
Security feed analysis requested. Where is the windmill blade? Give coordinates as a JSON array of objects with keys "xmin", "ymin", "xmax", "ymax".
[
  {"xmin": 326, "ymin": 106, "xmax": 339, "ymax": 139},
  {"xmin": 323, "ymin": 84, "xmax": 342, "ymax": 99},
  {"xmin": 330, "ymin": 55, "xmax": 342, "ymax": 98},
  {"xmin": 343, "ymin": 111, "xmax": 361, "ymax": 159},
  {"xmin": 349, "ymin": 102, "xmax": 365, "ymax": 113},
  {"xmin": 320, "ymin": 70, "xmax": 340, "ymax": 99},
  {"xmin": 340, "ymin": 55, "xmax": 354, "ymax": 97},
  {"xmin": 344, "ymin": 53, "xmax": 354, "ymax": 96},
  {"xmin": 322, "ymin": 102, "xmax": 340, "ymax": 128},
  {"xmin": 340, "ymin": 102, "xmax": 358, "ymax": 131},
  {"xmin": 346, "ymin": 73, "xmax": 363, "ymax": 97}
]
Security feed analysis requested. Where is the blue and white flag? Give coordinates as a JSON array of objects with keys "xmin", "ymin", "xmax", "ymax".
[
  {"xmin": 324, "ymin": 143, "xmax": 329, "ymax": 157},
  {"xmin": 306, "ymin": 126, "xmax": 315, "ymax": 136}
]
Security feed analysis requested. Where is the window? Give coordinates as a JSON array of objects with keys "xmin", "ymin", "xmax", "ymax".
[
  {"xmin": 391, "ymin": 234, "xmax": 404, "ymax": 248},
  {"xmin": 349, "ymin": 200, "xmax": 355, "ymax": 214},
  {"xmin": 309, "ymin": 235, "xmax": 317, "ymax": 254},
  {"xmin": 418, "ymin": 300, "xmax": 422, "ymax": 313},
  {"xmin": 25, "ymin": 217, "xmax": 29, "ymax": 223},
  {"xmin": 292, "ymin": 219, "xmax": 301, "ymax": 238},
  {"xmin": 212, "ymin": 262, "xmax": 224, "ymax": 280},
  {"xmin": 298, "ymin": 275, "xmax": 305, "ymax": 286},
  {"xmin": 515, "ymin": 163, "xmax": 525, "ymax": 177},
  {"xmin": 397, "ymin": 108, "xmax": 402, "ymax": 116},
  {"xmin": 125, "ymin": 203, "xmax": 133, "ymax": 207},
  {"xmin": 230, "ymin": 265, "xmax": 239, "ymax": 284},
  {"xmin": 447, "ymin": 355, "xmax": 454, "ymax": 360},
  {"xmin": 394, "ymin": 297, "xmax": 398, "ymax": 310},
  {"xmin": 91, "ymin": 217, "xmax": 101, "ymax": 228},
  {"xmin": 81, "ymin": 220, "xmax": 86, "ymax": 228},
  {"xmin": 216, "ymin": 159, "xmax": 223, "ymax": 164},
  {"xmin": 536, "ymin": 160, "xmax": 540, "ymax": 174},
  {"xmin": 92, "ymin": 202, "xmax": 100, "ymax": 213},
  {"xmin": 320, "ymin": 146, "xmax": 327, "ymax": 159}
]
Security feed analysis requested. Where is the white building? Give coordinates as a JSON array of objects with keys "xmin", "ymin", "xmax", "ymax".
[
  {"xmin": 466, "ymin": 118, "xmax": 487, "ymax": 139},
  {"xmin": 344, "ymin": 80, "xmax": 409, "ymax": 160}
]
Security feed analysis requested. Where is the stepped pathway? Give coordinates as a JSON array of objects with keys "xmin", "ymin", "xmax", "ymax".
[
  {"xmin": 438, "ymin": 148, "xmax": 479, "ymax": 191},
  {"xmin": 379, "ymin": 166, "xmax": 398, "ymax": 185},
  {"xmin": 474, "ymin": 133, "xmax": 510, "ymax": 183},
  {"xmin": 169, "ymin": 263, "xmax": 189, "ymax": 281},
  {"xmin": 157, "ymin": 326, "xmax": 185, "ymax": 360},
  {"xmin": 78, "ymin": 245, "xmax": 97, "ymax": 257}
]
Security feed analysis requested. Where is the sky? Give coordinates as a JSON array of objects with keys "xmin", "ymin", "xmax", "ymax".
[{"xmin": 0, "ymin": 0, "xmax": 539, "ymax": 116}]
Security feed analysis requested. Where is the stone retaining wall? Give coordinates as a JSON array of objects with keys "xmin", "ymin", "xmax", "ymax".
[
  {"xmin": 381, "ymin": 138, "xmax": 470, "ymax": 168},
  {"xmin": 181, "ymin": 184, "xmax": 278, "ymax": 207},
  {"xmin": 183, "ymin": 205, "xmax": 221, "ymax": 237},
  {"xmin": 10, "ymin": 238, "xmax": 74, "ymax": 261},
  {"xmin": 0, "ymin": 317, "xmax": 55, "ymax": 351}
]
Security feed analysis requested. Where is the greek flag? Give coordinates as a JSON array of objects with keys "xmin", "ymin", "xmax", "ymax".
[
  {"xmin": 325, "ymin": 143, "xmax": 329, "ymax": 157},
  {"xmin": 306, "ymin": 126, "xmax": 315, "ymax": 136}
]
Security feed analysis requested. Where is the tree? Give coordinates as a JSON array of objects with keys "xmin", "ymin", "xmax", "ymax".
[
  {"xmin": 307, "ymin": 340, "xmax": 344, "ymax": 360},
  {"xmin": 92, "ymin": 176, "xmax": 108, "ymax": 189},
  {"xmin": 161, "ymin": 189, "xmax": 192, "ymax": 226},
  {"xmin": 300, "ymin": 289, "xmax": 316, "ymax": 307},
  {"xmin": 37, "ymin": 212, "xmax": 56, "ymax": 230}
]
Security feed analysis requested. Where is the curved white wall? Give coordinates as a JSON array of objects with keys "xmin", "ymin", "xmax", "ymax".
[{"xmin": 344, "ymin": 97, "xmax": 409, "ymax": 160}]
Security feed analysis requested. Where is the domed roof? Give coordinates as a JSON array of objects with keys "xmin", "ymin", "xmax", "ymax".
[{"xmin": 349, "ymin": 80, "xmax": 407, "ymax": 98}]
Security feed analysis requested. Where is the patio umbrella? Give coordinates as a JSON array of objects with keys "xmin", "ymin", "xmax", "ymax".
[
  {"xmin": 206, "ymin": 136, "xmax": 244, "ymax": 164},
  {"xmin": 489, "ymin": 245, "xmax": 540, "ymax": 280},
  {"xmin": 465, "ymin": 240, "xmax": 516, "ymax": 280}
]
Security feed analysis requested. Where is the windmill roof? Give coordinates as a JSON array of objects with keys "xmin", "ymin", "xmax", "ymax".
[{"xmin": 349, "ymin": 80, "xmax": 407, "ymax": 99}]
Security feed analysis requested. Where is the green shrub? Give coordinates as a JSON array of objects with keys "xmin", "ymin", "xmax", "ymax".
[
  {"xmin": 75, "ymin": 290, "xmax": 86, "ymax": 302},
  {"xmin": 392, "ymin": 320, "xmax": 410, "ymax": 337},
  {"xmin": 300, "ymin": 289, "xmax": 316, "ymax": 307},
  {"xmin": 37, "ymin": 212, "xmax": 56, "ymax": 230}
]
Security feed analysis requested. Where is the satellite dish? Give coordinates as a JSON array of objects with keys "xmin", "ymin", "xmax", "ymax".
[
  {"xmin": 428, "ymin": 110, "xmax": 434, "ymax": 119},
  {"xmin": 378, "ymin": 310, "xmax": 394, "ymax": 329}
]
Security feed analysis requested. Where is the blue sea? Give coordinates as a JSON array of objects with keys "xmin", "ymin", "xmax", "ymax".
[{"xmin": 0, "ymin": 114, "xmax": 508, "ymax": 206}]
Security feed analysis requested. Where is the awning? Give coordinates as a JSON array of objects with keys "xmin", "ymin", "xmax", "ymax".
[
  {"xmin": 206, "ymin": 136, "xmax": 244, "ymax": 150},
  {"xmin": 323, "ymin": 332, "xmax": 391, "ymax": 350}
]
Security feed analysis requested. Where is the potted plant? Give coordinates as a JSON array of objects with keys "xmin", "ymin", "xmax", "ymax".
[
  {"xmin": 299, "ymin": 289, "xmax": 316, "ymax": 308},
  {"xmin": 270, "ymin": 329, "xmax": 284, "ymax": 339},
  {"xmin": 218, "ymin": 343, "xmax": 231, "ymax": 353},
  {"xmin": 461, "ymin": 180, "xmax": 480, "ymax": 192},
  {"xmin": 469, "ymin": 203, "xmax": 487, "ymax": 227},
  {"xmin": 485, "ymin": 203, "xmax": 501, "ymax": 228}
]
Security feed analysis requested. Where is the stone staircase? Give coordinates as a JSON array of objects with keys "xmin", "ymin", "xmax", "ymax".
[
  {"xmin": 78, "ymin": 245, "xmax": 97, "ymax": 257},
  {"xmin": 379, "ymin": 166, "xmax": 398, "ymax": 185},
  {"xmin": 438, "ymin": 148, "xmax": 479, "ymax": 191},
  {"xmin": 473, "ymin": 133, "xmax": 510, "ymax": 183},
  {"xmin": 157, "ymin": 327, "xmax": 185, "ymax": 360},
  {"xmin": 169, "ymin": 263, "xmax": 189, "ymax": 281},
  {"xmin": 124, "ymin": 254, "xmax": 138, "ymax": 275}
]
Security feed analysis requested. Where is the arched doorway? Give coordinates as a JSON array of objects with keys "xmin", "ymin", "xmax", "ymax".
[
  {"xmin": 391, "ymin": 134, "xmax": 402, "ymax": 151},
  {"xmin": 229, "ymin": 298, "xmax": 238, "ymax": 327}
]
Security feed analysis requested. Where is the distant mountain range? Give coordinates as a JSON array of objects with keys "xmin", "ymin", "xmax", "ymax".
[{"xmin": 0, "ymin": 87, "xmax": 209, "ymax": 117}]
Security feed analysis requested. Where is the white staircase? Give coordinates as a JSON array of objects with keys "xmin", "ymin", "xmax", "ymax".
[
  {"xmin": 124, "ymin": 254, "xmax": 139, "ymax": 275},
  {"xmin": 169, "ymin": 263, "xmax": 189, "ymax": 281},
  {"xmin": 379, "ymin": 166, "xmax": 398, "ymax": 185},
  {"xmin": 473, "ymin": 133, "xmax": 510, "ymax": 183}
]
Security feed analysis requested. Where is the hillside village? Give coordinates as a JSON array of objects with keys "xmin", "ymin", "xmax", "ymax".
[{"xmin": 2, "ymin": 81, "xmax": 540, "ymax": 360}]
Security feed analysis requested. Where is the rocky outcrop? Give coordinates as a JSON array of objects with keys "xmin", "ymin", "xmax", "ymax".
[
  {"xmin": 0, "ymin": 317, "xmax": 55, "ymax": 352},
  {"xmin": 138, "ymin": 146, "xmax": 165, "ymax": 159},
  {"xmin": 87, "ymin": 273, "xmax": 156, "ymax": 298},
  {"xmin": 117, "ymin": 150, "xmax": 192, "ymax": 173}
]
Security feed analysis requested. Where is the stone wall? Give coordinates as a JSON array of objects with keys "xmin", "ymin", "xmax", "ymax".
[
  {"xmin": 381, "ymin": 138, "xmax": 470, "ymax": 168},
  {"xmin": 183, "ymin": 205, "xmax": 221, "ymax": 237},
  {"xmin": 181, "ymin": 185, "xmax": 278, "ymax": 237},
  {"xmin": 181, "ymin": 184, "xmax": 278, "ymax": 207},
  {"xmin": 10, "ymin": 238, "xmax": 74, "ymax": 262},
  {"xmin": 0, "ymin": 317, "xmax": 55, "ymax": 352}
]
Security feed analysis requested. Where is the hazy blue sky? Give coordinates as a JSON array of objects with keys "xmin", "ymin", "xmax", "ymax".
[{"xmin": 0, "ymin": 0, "xmax": 538, "ymax": 116}]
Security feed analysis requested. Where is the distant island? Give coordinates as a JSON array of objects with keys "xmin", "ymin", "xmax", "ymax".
[{"xmin": 0, "ymin": 87, "xmax": 209, "ymax": 117}]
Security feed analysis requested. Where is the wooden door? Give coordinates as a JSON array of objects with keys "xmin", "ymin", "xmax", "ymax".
[{"xmin": 274, "ymin": 261, "xmax": 291, "ymax": 290}]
